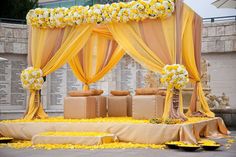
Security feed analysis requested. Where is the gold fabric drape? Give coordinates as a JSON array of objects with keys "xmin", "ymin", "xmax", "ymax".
[
  {"xmin": 181, "ymin": 9, "xmax": 215, "ymax": 117},
  {"xmin": 108, "ymin": 22, "xmax": 166, "ymax": 73},
  {"xmin": 26, "ymin": 25, "xmax": 93, "ymax": 119},
  {"xmin": 68, "ymin": 27, "xmax": 125, "ymax": 90}
]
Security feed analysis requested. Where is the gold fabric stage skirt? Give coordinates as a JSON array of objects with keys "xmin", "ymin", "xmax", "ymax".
[{"xmin": 0, "ymin": 117, "xmax": 229, "ymax": 144}]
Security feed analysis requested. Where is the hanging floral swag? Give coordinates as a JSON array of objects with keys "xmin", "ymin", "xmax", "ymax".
[
  {"xmin": 20, "ymin": 67, "xmax": 44, "ymax": 91},
  {"xmin": 26, "ymin": 0, "xmax": 175, "ymax": 28}
]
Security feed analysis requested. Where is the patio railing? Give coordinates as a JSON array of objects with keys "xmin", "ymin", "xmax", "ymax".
[
  {"xmin": 0, "ymin": 18, "xmax": 26, "ymax": 24},
  {"xmin": 203, "ymin": 15, "xmax": 236, "ymax": 23}
]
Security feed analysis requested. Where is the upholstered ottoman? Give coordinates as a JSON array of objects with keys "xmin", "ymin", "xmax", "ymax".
[
  {"xmin": 64, "ymin": 96, "xmax": 96, "ymax": 119},
  {"xmin": 92, "ymin": 96, "xmax": 107, "ymax": 117},
  {"xmin": 132, "ymin": 95, "xmax": 165, "ymax": 119},
  {"xmin": 107, "ymin": 96, "xmax": 132, "ymax": 117}
]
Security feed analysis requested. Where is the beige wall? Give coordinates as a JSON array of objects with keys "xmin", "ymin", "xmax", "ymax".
[
  {"xmin": 201, "ymin": 21, "xmax": 236, "ymax": 108},
  {"xmin": 202, "ymin": 52, "xmax": 236, "ymax": 108}
]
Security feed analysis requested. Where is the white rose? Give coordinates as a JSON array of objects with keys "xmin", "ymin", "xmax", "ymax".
[
  {"xmin": 31, "ymin": 71, "xmax": 38, "ymax": 76},
  {"xmin": 94, "ymin": 9, "xmax": 101, "ymax": 14},
  {"xmin": 29, "ymin": 78, "xmax": 35, "ymax": 84}
]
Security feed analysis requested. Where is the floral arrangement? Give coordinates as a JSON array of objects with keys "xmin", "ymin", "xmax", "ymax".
[
  {"xmin": 198, "ymin": 139, "xmax": 217, "ymax": 145},
  {"xmin": 160, "ymin": 64, "xmax": 189, "ymax": 90},
  {"xmin": 150, "ymin": 118, "xmax": 163, "ymax": 124},
  {"xmin": 164, "ymin": 118, "xmax": 181, "ymax": 124},
  {"xmin": 26, "ymin": 0, "xmax": 175, "ymax": 28},
  {"xmin": 198, "ymin": 139, "xmax": 221, "ymax": 146},
  {"xmin": 20, "ymin": 67, "xmax": 44, "ymax": 90}
]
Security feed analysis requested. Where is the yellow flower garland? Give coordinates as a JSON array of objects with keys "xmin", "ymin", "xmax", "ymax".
[{"xmin": 26, "ymin": 0, "xmax": 175, "ymax": 28}]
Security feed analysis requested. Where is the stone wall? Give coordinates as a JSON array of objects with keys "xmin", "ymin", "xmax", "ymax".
[
  {"xmin": 0, "ymin": 23, "xmax": 28, "ymax": 119},
  {"xmin": 0, "ymin": 21, "xmax": 236, "ymax": 120},
  {"xmin": 201, "ymin": 21, "xmax": 236, "ymax": 108},
  {"xmin": 0, "ymin": 23, "xmax": 28, "ymax": 54},
  {"xmin": 202, "ymin": 22, "xmax": 236, "ymax": 53}
]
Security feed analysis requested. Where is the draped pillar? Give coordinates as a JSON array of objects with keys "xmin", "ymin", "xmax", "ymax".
[
  {"xmin": 108, "ymin": 2, "xmax": 211, "ymax": 120},
  {"xmin": 25, "ymin": 25, "xmax": 93, "ymax": 119},
  {"xmin": 108, "ymin": 3, "xmax": 187, "ymax": 120},
  {"xmin": 161, "ymin": 0, "xmax": 187, "ymax": 120},
  {"xmin": 181, "ymin": 8, "xmax": 215, "ymax": 117}
]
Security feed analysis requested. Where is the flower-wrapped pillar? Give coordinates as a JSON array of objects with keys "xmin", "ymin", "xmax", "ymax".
[
  {"xmin": 21, "ymin": 67, "xmax": 48, "ymax": 120},
  {"xmin": 161, "ymin": 64, "xmax": 189, "ymax": 121}
]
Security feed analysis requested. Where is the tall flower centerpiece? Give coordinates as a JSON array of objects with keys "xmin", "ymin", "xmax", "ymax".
[
  {"xmin": 20, "ymin": 67, "xmax": 45, "ymax": 119},
  {"xmin": 161, "ymin": 64, "xmax": 189, "ymax": 121}
]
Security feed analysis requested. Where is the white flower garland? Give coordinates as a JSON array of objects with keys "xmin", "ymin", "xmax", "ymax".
[
  {"xmin": 20, "ymin": 67, "xmax": 44, "ymax": 90},
  {"xmin": 161, "ymin": 64, "xmax": 189, "ymax": 90},
  {"xmin": 26, "ymin": 0, "xmax": 175, "ymax": 28}
]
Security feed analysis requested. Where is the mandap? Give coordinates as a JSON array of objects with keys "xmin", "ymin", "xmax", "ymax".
[{"xmin": 23, "ymin": 0, "xmax": 214, "ymax": 120}]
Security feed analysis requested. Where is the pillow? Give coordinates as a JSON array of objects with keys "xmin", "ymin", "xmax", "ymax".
[
  {"xmin": 135, "ymin": 88, "xmax": 159, "ymax": 95},
  {"xmin": 68, "ymin": 90, "xmax": 92, "ymax": 97},
  {"xmin": 110, "ymin": 90, "xmax": 130, "ymax": 96},
  {"xmin": 91, "ymin": 89, "xmax": 104, "ymax": 96},
  {"xmin": 157, "ymin": 90, "xmax": 166, "ymax": 96}
]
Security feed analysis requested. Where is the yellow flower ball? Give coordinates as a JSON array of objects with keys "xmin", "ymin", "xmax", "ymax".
[
  {"xmin": 161, "ymin": 64, "xmax": 189, "ymax": 90},
  {"xmin": 20, "ymin": 67, "xmax": 44, "ymax": 91}
]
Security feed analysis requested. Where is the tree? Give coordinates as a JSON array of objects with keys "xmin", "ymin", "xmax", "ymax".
[{"xmin": 0, "ymin": 0, "xmax": 38, "ymax": 20}]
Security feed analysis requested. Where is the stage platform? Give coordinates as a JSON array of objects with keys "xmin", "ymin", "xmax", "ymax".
[{"xmin": 0, "ymin": 117, "xmax": 229, "ymax": 144}]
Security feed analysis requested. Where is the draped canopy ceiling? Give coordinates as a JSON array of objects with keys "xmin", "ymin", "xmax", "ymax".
[{"xmin": 24, "ymin": 0, "xmax": 214, "ymax": 120}]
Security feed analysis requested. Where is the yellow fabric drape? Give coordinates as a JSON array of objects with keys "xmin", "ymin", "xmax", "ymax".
[
  {"xmin": 42, "ymin": 25, "xmax": 93, "ymax": 75},
  {"xmin": 25, "ymin": 25, "xmax": 93, "ymax": 119},
  {"xmin": 68, "ymin": 31, "xmax": 125, "ymax": 90},
  {"xmin": 161, "ymin": 16, "xmax": 176, "ymax": 64},
  {"xmin": 181, "ymin": 8, "xmax": 214, "ymax": 117},
  {"xmin": 108, "ymin": 22, "xmax": 166, "ymax": 73}
]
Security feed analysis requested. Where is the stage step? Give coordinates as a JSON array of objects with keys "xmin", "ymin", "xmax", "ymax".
[{"xmin": 32, "ymin": 132, "xmax": 118, "ymax": 145}]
